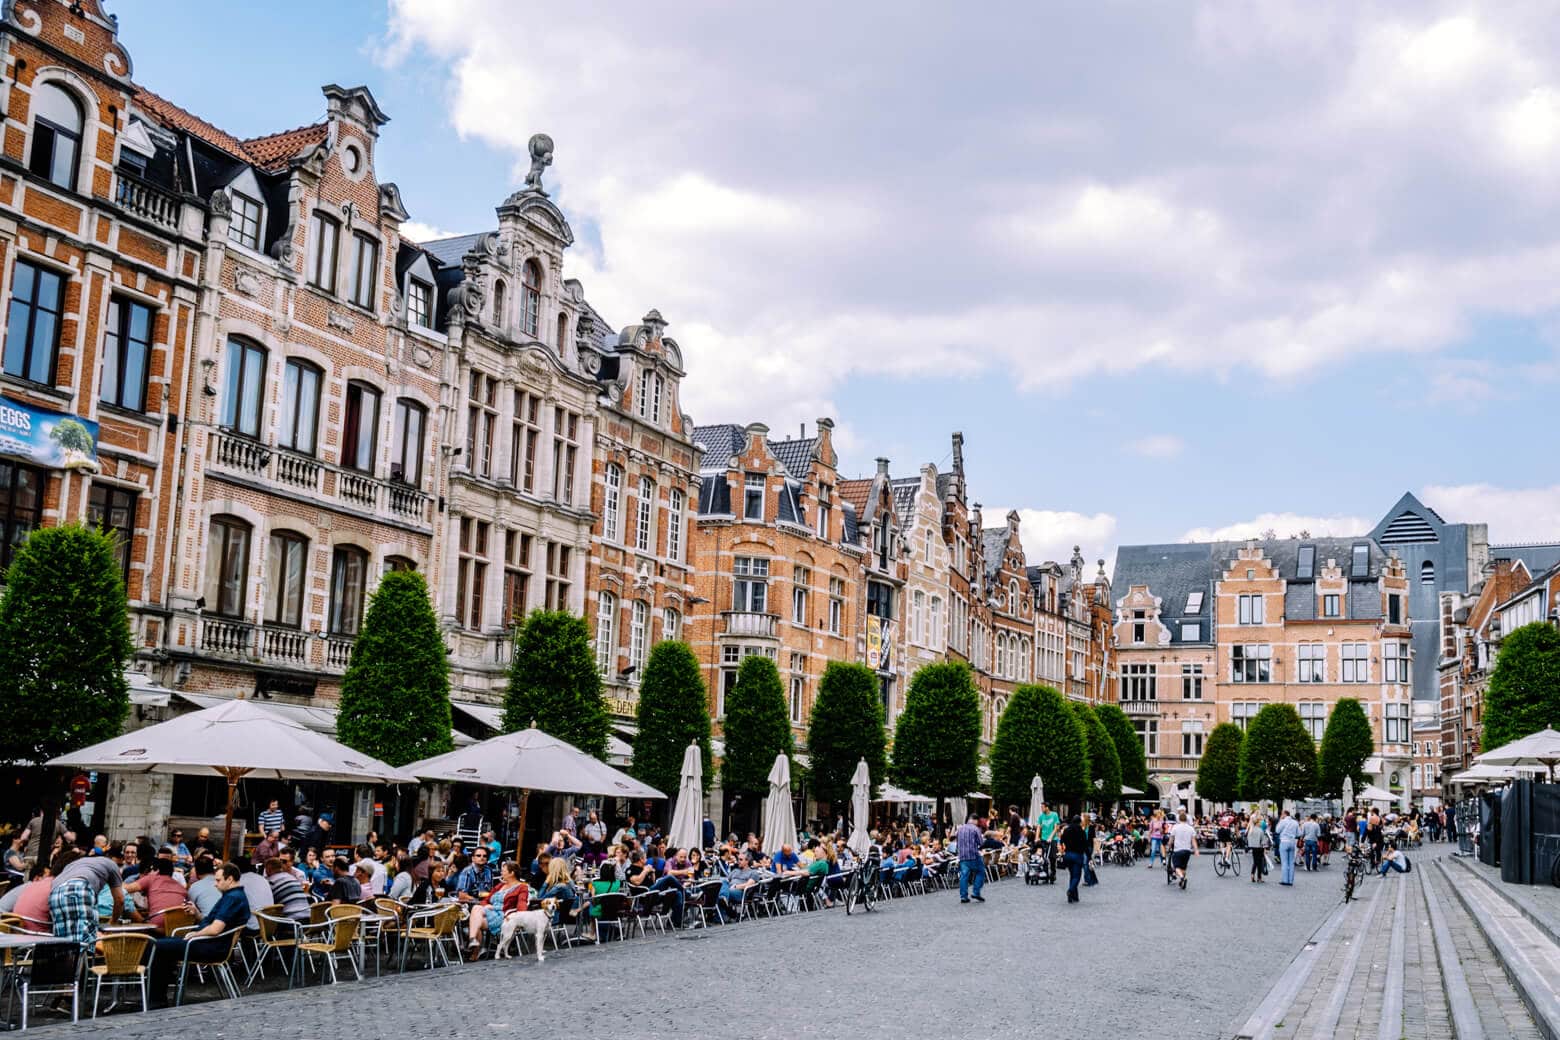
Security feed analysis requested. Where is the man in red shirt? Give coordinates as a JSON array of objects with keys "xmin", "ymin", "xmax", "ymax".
[{"xmin": 124, "ymin": 858, "xmax": 188, "ymax": 932}]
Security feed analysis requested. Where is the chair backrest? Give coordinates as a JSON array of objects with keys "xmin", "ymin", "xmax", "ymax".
[
  {"xmin": 98, "ymin": 933, "xmax": 152, "ymax": 975},
  {"xmin": 373, "ymin": 898, "xmax": 405, "ymax": 923},
  {"xmin": 26, "ymin": 942, "xmax": 81, "ymax": 986},
  {"xmin": 308, "ymin": 902, "xmax": 331, "ymax": 924},
  {"xmin": 191, "ymin": 928, "xmax": 244, "ymax": 966},
  {"xmin": 329, "ymin": 915, "xmax": 359, "ymax": 952},
  {"xmin": 435, "ymin": 904, "xmax": 463, "ymax": 936},
  {"xmin": 593, "ymin": 892, "xmax": 626, "ymax": 922},
  {"xmin": 325, "ymin": 903, "xmax": 364, "ymax": 922},
  {"xmin": 160, "ymin": 907, "xmax": 197, "ymax": 935}
]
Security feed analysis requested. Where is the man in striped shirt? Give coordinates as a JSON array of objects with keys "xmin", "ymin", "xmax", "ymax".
[
  {"xmin": 955, "ymin": 815, "xmax": 985, "ymax": 904},
  {"xmin": 257, "ymin": 799, "xmax": 285, "ymax": 839}
]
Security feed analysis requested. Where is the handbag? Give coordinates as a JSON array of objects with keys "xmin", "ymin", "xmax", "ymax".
[{"xmin": 1083, "ymin": 863, "xmax": 1098, "ymax": 886}]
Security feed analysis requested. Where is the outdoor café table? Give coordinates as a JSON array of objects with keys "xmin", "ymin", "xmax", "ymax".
[{"xmin": 356, "ymin": 913, "xmax": 395, "ymax": 977}]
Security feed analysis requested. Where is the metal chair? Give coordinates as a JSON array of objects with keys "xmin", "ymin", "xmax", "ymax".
[
  {"xmin": 297, "ymin": 911, "xmax": 360, "ymax": 985},
  {"xmin": 247, "ymin": 910, "xmax": 301, "ymax": 989},
  {"xmin": 399, "ymin": 904, "xmax": 462, "ymax": 971},
  {"xmin": 589, "ymin": 892, "xmax": 627, "ymax": 943},
  {"xmin": 172, "ymin": 928, "xmax": 244, "ymax": 1006},
  {"xmin": 14, "ymin": 941, "xmax": 84, "ymax": 1029},
  {"xmin": 687, "ymin": 879, "xmax": 725, "ymax": 927},
  {"xmin": 90, "ymin": 932, "xmax": 152, "ymax": 1016}
]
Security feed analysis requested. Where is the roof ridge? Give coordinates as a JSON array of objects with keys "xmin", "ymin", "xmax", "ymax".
[
  {"xmin": 241, "ymin": 120, "xmax": 327, "ymax": 146},
  {"xmin": 132, "ymin": 85, "xmax": 256, "ymax": 163}
]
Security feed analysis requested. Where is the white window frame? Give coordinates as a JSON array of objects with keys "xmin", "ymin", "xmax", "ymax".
[
  {"xmin": 595, "ymin": 591, "xmax": 616, "ymax": 674},
  {"xmin": 1237, "ymin": 594, "xmax": 1265, "ymax": 625},
  {"xmin": 1341, "ymin": 642, "xmax": 1369, "ymax": 683},
  {"xmin": 635, "ymin": 476, "xmax": 656, "ymax": 553},
  {"xmin": 667, "ymin": 488, "xmax": 684, "ymax": 562},
  {"xmin": 602, "ymin": 464, "xmax": 622, "ymax": 542},
  {"xmin": 629, "ymin": 600, "xmax": 649, "ymax": 680}
]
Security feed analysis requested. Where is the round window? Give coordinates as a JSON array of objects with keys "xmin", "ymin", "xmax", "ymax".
[{"xmin": 343, "ymin": 146, "xmax": 361, "ymax": 174}]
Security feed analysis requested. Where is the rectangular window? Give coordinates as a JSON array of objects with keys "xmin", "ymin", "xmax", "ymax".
[
  {"xmin": 1134, "ymin": 718, "xmax": 1158, "ymax": 757},
  {"xmin": 510, "ymin": 390, "xmax": 540, "ymax": 492},
  {"xmin": 743, "ymin": 473, "xmax": 765, "ymax": 521},
  {"xmin": 629, "ymin": 601, "xmax": 648, "ymax": 679},
  {"xmin": 789, "ymin": 652, "xmax": 805, "ymax": 725},
  {"xmin": 4, "ymin": 261, "xmax": 65, "ymax": 385},
  {"xmin": 1122, "ymin": 663, "xmax": 1156, "ymax": 701},
  {"xmin": 341, "ymin": 382, "xmax": 380, "ymax": 473},
  {"xmin": 220, "ymin": 338, "xmax": 266, "ymax": 437},
  {"xmin": 1230, "ymin": 701, "xmax": 1260, "ymax": 732},
  {"xmin": 1384, "ymin": 702, "xmax": 1410, "ymax": 744},
  {"xmin": 278, "ymin": 360, "xmax": 321, "ymax": 454},
  {"xmin": 544, "ymin": 541, "xmax": 572, "ymax": 610},
  {"xmin": 265, "ymin": 530, "xmax": 307, "ymax": 628},
  {"xmin": 595, "ymin": 592, "xmax": 616, "ymax": 674},
  {"xmin": 667, "ymin": 488, "xmax": 684, "ymax": 562},
  {"xmin": 719, "ymin": 645, "xmax": 740, "ymax": 717},
  {"xmin": 307, "ymin": 211, "xmax": 339, "ymax": 291},
  {"xmin": 1299, "ymin": 702, "xmax": 1326, "ymax": 742},
  {"xmin": 1341, "ymin": 642, "xmax": 1368, "ymax": 683},
  {"xmin": 551, "ymin": 408, "xmax": 578, "ymax": 504},
  {"xmin": 390, "ymin": 399, "xmax": 425, "ymax": 485},
  {"xmin": 910, "ymin": 589, "xmax": 925, "ymax": 644},
  {"xmin": 602, "ymin": 465, "xmax": 622, "ymax": 542},
  {"xmin": 733, "ymin": 556, "xmax": 769, "ymax": 613},
  {"xmin": 229, "ymin": 193, "xmax": 262, "ymax": 250},
  {"xmin": 866, "ymin": 581, "xmax": 893, "ymax": 620},
  {"xmin": 930, "ymin": 596, "xmax": 943, "ymax": 650},
  {"xmin": 407, "ymin": 279, "xmax": 433, "ymax": 329},
  {"xmin": 663, "ymin": 607, "xmax": 680, "ymax": 642},
  {"xmin": 636, "ymin": 368, "xmax": 664, "ymax": 425},
  {"xmin": 466, "ymin": 371, "xmax": 496, "ymax": 479},
  {"xmin": 1298, "ymin": 643, "xmax": 1325, "ymax": 683},
  {"xmin": 816, "ymin": 485, "xmax": 831, "ymax": 539},
  {"xmin": 1384, "ymin": 641, "xmax": 1410, "ymax": 684},
  {"xmin": 100, "ymin": 296, "xmax": 153, "ymax": 411},
  {"xmin": 329, "ymin": 547, "xmax": 368, "ymax": 636},
  {"xmin": 1132, "ymin": 610, "xmax": 1146, "ymax": 644},
  {"xmin": 455, "ymin": 519, "xmax": 489, "ymax": 631},
  {"xmin": 1185, "ymin": 591, "xmax": 1204, "ymax": 614},
  {"xmin": 1238, "ymin": 594, "xmax": 1265, "ymax": 625},
  {"xmin": 634, "ymin": 477, "xmax": 655, "ymax": 552},
  {"xmin": 1297, "ymin": 545, "xmax": 1315, "ymax": 579},
  {"xmin": 1323, "ymin": 593, "xmax": 1341, "ymax": 618},
  {"xmin": 29, "ymin": 97, "xmax": 80, "ymax": 191},
  {"xmin": 1231, "ymin": 644, "xmax": 1272, "ymax": 683},
  {"xmin": 1351, "ymin": 543, "xmax": 1369, "ymax": 578},
  {"xmin": 792, "ymin": 566, "xmax": 810, "ymax": 625},
  {"xmin": 1181, "ymin": 663, "xmax": 1202, "ymax": 700},
  {"xmin": 86, "ymin": 482, "xmax": 136, "ymax": 585},
  {"xmin": 1388, "ymin": 594, "xmax": 1402, "ymax": 625},
  {"xmin": 503, "ymin": 530, "xmax": 533, "ymax": 624},
  {"xmin": 205, "ymin": 516, "xmax": 250, "ymax": 618},
  {"xmin": 351, "ymin": 233, "xmax": 379, "ymax": 309},
  {"xmin": 828, "ymin": 576, "xmax": 844, "ymax": 634},
  {"xmin": 1181, "ymin": 723, "xmax": 1205, "ymax": 757},
  {"xmin": 1180, "ymin": 623, "xmax": 1201, "ymax": 641}
]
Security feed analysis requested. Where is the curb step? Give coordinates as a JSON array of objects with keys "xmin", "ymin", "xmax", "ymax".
[
  {"xmin": 1435, "ymin": 858, "xmax": 1560, "ymax": 1040},
  {"xmin": 1420, "ymin": 862, "xmax": 1487, "ymax": 1040},
  {"xmin": 1446, "ymin": 855, "xmax": 1560, "ymax": 951}
]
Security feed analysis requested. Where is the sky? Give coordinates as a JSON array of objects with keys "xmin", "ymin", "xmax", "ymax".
[{"xmin": 119, "ymin": 1, "xmax": 1560, "ymax": 572}]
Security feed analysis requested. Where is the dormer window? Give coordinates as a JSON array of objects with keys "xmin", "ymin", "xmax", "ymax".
[
  {"xmin": 407, "ymin": 278, "xmax": 433, "ymax": 329},
  {"xmin": 1351, "ymin": 542, "xmax": 1369, "ymax": 578},
  {"xmin": 229, "ymin": 192, "xmax": 263, "ymax": 250},
  {"xmin": 521, "ymin": 260, "xmax": 541, "ymax": 338},
  {"xmin": 28, "ymin": 82, "xmax": 83, "ymax": 192}
]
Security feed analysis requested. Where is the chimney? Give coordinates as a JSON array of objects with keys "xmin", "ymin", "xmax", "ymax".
[
  {"xmin": 951, "ymin": 431, "xmax": 965, "ymax": 476},
  {"xmin": 875, "ymin": 457, "xmax": 890, "ymax": 478}
]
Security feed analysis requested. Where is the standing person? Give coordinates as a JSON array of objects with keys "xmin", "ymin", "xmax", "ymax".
[
  {"xmin": 1059, "ymin": 814, "xmax": 1090, "ymax": 904},
  {"xmin": 1246, "ymin": 814, "xmax": 1270, "ymax": 883},
  {"xmin": 1300, "ymin": 814, "xmax": 1322, "ymax": 872},
  {"xmin": 1366, "ymin": 809, "xmax": 1385, "ymax": 868},
  {"xmin": 1147, "ymin": 809, "xmax": 1166, "ymax": 869},
  {"xmin": 1169, "ymin": 811, "xmax": 1198, "ymax": 890},
  {"xmin": 955, "ymin": 815, "xmax": 985, "ymax": 904},
  {"xmin": 257, "ymin": 798, "xmax": 285, "ymax": 839},
  {"xmin": 1035, "ymin": 802, "xmax": 1060, "ymax": 881},
  {"xmin": 48, "ymin": 847, "xmax": 125, "ymax": 948},
  {"xmin": 1276, "ymin": 810, "xmax": 1300, "ymax": 885}
]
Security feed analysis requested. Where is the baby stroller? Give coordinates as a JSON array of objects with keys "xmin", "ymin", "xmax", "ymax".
[{"xmin": 1024, "ymin": 842, "xmax": 1056, "ymax": 885}]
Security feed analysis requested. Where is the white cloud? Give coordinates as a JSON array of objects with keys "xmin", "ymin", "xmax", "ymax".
[
  {"xmin": 1126, "ymin": 434, "xmax": 1185, "ymax": 459},
  {"xmin": 1180, "ymin": 512, "xmax": 1371, "ymax": 543},
  {"xmin": 990, "ymin": 508, "xmax": 1119, "ymax": 577},
  {"xmin": 399, "ymin": 220, "xmax": 461, "ymax": 243},
  {"xmin": 1420, "ymin": 483, "xmax": 1560, "ymax": 545}
]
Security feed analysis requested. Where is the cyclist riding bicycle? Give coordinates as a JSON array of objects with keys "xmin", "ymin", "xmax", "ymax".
[{"xmin": 1216, "ymin": 810, "xmax": 1236, "ymax": 866}]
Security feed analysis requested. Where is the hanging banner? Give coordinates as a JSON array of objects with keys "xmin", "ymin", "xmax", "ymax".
[
  {"xmin": 866, "ymin": 616, "xmax": 893, "ymax": 671},
  {"xmin": 0, "ymin": 396, "xmax": 99, "ymax": 472}
]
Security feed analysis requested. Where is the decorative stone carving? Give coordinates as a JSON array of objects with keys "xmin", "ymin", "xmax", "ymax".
[
  {"xmin": 379, "ymin": 182, "xmax": 410, "ymax": 224},
  {"xmin": 208, "ymin": 189, "xmax": 231, "ymax": 219},
  {"xmin": 327, "ymin": 309, "xmax": 355, "ymax": 334},
  {"xmin": 268, "ymin": 224, "xmax": 295, "ymax": 266},
  {"xmin": 524, "ymin": 133, "xmax": 554, "ymax": 194},
  {"xmin": 232, "ymin": 267, "xmax": 260, "ymax": 296},
  {"xmin": 411, "ymin": 345, "xmax": 435, "ymax": 369}
]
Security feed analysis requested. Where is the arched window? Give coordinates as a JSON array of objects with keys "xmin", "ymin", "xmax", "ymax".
[
  {"xmin": 556, "ymin": 312, "xmax": 570, "ymax": 352},
  {"xmin": 1009, "ymin": 579, "xmax": 1020, "ymax": 612},
  {"xmin": 595, "ymin": 591, "xmax": 616, "ymax": 674},
  {"xmin": 220, "ymin": 338, "xmax": 267, "ymax": 438},
  {"xmin": 265, "ymin": 530, "xmax": 309, "ymax": 628},
  {"xmin": 635, "ymin": 476, "xmax": 656, "ymax": 552},
  {"xmin": 1421, "ymin": 560, "xmax": 1436, "ymax": 586},
  {"xmin": 521, "ymin": 260, "xmax": 541, "ymax": 337},
  {"xmin": 384, "ymin": 555, "xmax": 416, "ymax": 573},
  {"xmin": 663, "ymin": 606, "xmax": 681, "ymax": 642},
  {"xmin": 491, "ymin": 279, "xmax": 506, "ymax": 328},
  {"xmin": 667, "ymin": 488, "xmax": 685, "ymax": 562},
  {"xmin": 28, "ymin": 82, "xmax": 83, "ymax": 191},
  {"xmin": 205, "ymin": 515, "xmax": 251, "ymax": 618},
  {"xmin": 329, "ymin": 545, "xmax": 369, "ymax": 635},
  {"xmin": 602, "ymin": 464, "xmax": 623, "ymax": 542}
]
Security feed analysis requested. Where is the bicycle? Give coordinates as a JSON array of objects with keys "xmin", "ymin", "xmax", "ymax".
[
  {"xmin": 1343, "ymin": 842, "xmax": 1369, "ymax": 903},
  {"xmin": 844, "ymin": 846, "xmax": 881, "ymax": 915},
  {"xmin": 1212, "ymin": 844, "xmax": 1243, "ymax": 878}
]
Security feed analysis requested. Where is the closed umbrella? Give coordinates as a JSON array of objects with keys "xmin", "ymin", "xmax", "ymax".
[
  {"xmin": 848, "ymin": 759, "xmax": 871, "ymax": 856},
  {"xmin": 760, "ymin": 753, "xmax": 797, "ymax": 854},
  {"xmin": 1028, "ymin": 775, "xmax": 1044, "ymax": 824},
  {"xmin": 667, "ymin": 742, "xmax": 703, "ymax": 851},
  {"xmin": 49, "ymin": 698, "xmax": 417, "ymax": 859},
  {"xmin": 949, "ymin": 796, "xmax": 968, "ymax": 827},
  {"xmin": 1476, "ymin": 727, "xmax": 1560, "ymax": 780},
  {"xmin": 1342, "ymin": 775, "xmax": 1354, "ymax": 812}
]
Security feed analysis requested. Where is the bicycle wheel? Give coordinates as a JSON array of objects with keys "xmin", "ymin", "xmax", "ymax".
[
  {"xmin": 861, "ymin": 868, "xmax": 877, "ymax": 912},
  {"xmin": 1343, "ymin": 865, "xmax": 1358, "ymax": 902},
  {"xmin": 1231, "ymin": 849, "xmax": 1243, "ymax": 875},
  {"xmin": 844, "ymin": 872, "xmax": 860, "ymax": 915},
  {"xmin": 1214, "ymin": 853, "xmax": 1228, "ymax": 877}
]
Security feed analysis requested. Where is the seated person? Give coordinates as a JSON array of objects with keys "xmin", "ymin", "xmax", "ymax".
[
  {"xmin": 186, "ymin": 857, "xmax": 222, "ymax": 916},
  {"xmin": 148, "ymin": 863, "xmax": 249, "ymax": 1008},
  {"xmin": 466, "ymin": 860, "xmax": 526, "ymax": 958},
  {"xmin": 718, "ymin": 851, "xmax": 762, "ymax": 913},
  {"xmin": 1378, "ymin": 844, "xmax": 1411, "ymax": 876},
  {"xmin": 1, "ymin": 867, "xmax": 52, "ymax": 932},
  {"xmin": 625, "ymin": 851, "xmax": 657, "ymax": 889},
  {"xmin": 124, "ymin": 858, "xmax": 189, "ymax": 931},
  {"xmin": 771, "ymin": 844, "xmax": 801, "ymax": 874},
  {"xmin": 327, "ymin": 857, "xmax": 362, "ymax": 905},
  {"xmin": 408, "ymin": 862, "xmax": 448, "ymax": 906},
  {"xmin": 263, "ymin": 857, "xmax": 311, "ymax": 922},
  {"xmin": 535, "ymin": 857, "xmax": 578, "ymax": 924}
]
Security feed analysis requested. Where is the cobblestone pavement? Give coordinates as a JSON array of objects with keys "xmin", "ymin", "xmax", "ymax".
[{"xmin": 36, "ymin": 843, "xmax": 1535, "ymax": 1039}]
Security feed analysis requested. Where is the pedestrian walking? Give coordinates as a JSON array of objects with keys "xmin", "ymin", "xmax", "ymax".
[
  {"xmin": 1275, "ymin": 809, "xmax": 1299, "ymax": 885},
  {"xmin": 1059, "ymin": 814, "xmax": 1090, "ymax": 903},
  {"xmin": 955, "ymin": 814, "xmax": 985, "ymax": 904},
  {"xmin": 1147, "ymin": 809, "xmax": 1166, "ymax": 868},
  {"xmin": 1246, "ymin": 815, "xmax": 1270, "ymax": 883},
  {"xmin": 1300, "ymin": 813, "xmax": 1321, "ymax": 871},
  {"xmin": 1169, "ymin": 811, "xmax": 1197, "ymax": 890}
]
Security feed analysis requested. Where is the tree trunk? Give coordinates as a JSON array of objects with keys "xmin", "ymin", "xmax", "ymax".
[{"xmin": 33, "ymin": 768, "xmax": 62, "ymax": 868}]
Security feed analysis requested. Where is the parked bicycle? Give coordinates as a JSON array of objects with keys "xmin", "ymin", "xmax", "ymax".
[
  {"xmin": 844, "ymin": 846, "xmax": 882, "ymax": 915},
  {"xmin": 1343, "ymin": 842, "xmax": 1369, "ymax": 903}
]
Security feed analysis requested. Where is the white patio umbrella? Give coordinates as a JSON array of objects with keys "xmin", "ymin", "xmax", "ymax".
[
  {"xmin": 49, "ymin": 698, "xmax": 417, "ymax": 858},
  {"xmin": 949, "ymin": 796, "xmax": 968, "ymax": 826},
  {"xmin": 1120, "ymin": 784, "xmax": 1145, "ymax": 797},
  {"xmin": 1342, "ymin": 775, "xmax": 1354, "ymax": 811},
  {"xmin": 760, "ymin": 753, "xmax": 798, "ymax": 854},
  {"xmin": 667, "ymin": 742, "xmax": 703, "ymax": 851},
  {"xmin": 1357, "ymin": 784, "xmax": 1396, "ymax": 804},
  {"xmin": 405, "ymin": 727, "xmax": 665, "ymax": 844},
  {"xmin": 874, "ymin": 784, "xmax": 925, "ymax": 804},
  {"xmin": 1477, "ymin": 727, "xmax": 1560, "ymax": 780},
  {"xmin": 848, "ymin": 759, "xmax": 872, "ymax": 856},
  {"xmin": 1028, "ymin": 775, "xmax": 1045, "ymax": 823}
]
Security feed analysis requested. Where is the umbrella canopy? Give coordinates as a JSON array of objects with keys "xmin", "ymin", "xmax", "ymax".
[
  {"xmin": 761, "ymin": 753, "xmax": 798, "ymax": 854},
  {"xmin": 1120, "ymin": 784, "xmax": 1145, "ymax": 797},
  {"xmin": 49, "ymin": 698, "xmax": 418, "ymax": 857},
  {"xmin": 1028, "ymin": 775, "xmax": 1044, "ymax": 823},
  {"xmin": 848, "ymin": 759, "xmax": 872, "ymax": 856},
  {"xmin": 667, "ymin": 742, "xmax": 703, "ymax": 851},
  {"xmin": 949, "ymin": 796, "xmax": 968, "ymax": 826},
  {"xmin": 875, "ymin": 784, "xmax": 927, "ymax": 804},
  {"xmin": 1449, "ymin": 762, "xmax": 1544, "ymax": 785},
  {"xmin": 1477, "ymin": 727, "xmax": 1560, "ymax": 779},
  {"xmin": 404, "ymin": 727, "xmax": 665, "ymax": 799},
  {"xmin": 1357, "ymin": 784, "xmax": 1396, "ymax": 803}
]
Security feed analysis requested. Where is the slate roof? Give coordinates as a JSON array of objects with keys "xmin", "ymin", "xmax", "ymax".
[
  {"xmin": 769, "ymin": 438, "xmax": 816, "ymax": 480},
  {"xmin": 982, "ymin": 527, "xmax": 1010, "ymax": 581},
  {"xmin": 1493, "ymin": 543, "xmax": 1560, "ymax": 575},
  {"xmin": 842, "ymin": 502, "xmax": 859, "ymax": 544},
  {"xmin": 890, "ymin": 477, "xmax": 919, "ymax": 525},
  {"xmin": 691, "ymin": 424, "xmax": 745, "ymax": 472},
  {"xmin": 421, "ymin": 233, "xmax": 485, "ymax": 269}
]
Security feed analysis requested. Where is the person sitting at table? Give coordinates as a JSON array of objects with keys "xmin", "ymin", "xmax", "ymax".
[
  {"xmin": 645, "ymin": 840, "xmax": 668, "ymax": 875},
  {"xmin": 251, "ymin": 828, "xmax": 283, "ymax": 865},
  {"xmin": 685, "ymin": 848, "xmax": 709, "ymax": 881},
  {"xmin": 527, "ymin": 846, "xmax": 552, "ymax": 888},
  {"xmin": 300, "ymin": 847, "xmax": 332, "ymax": 898},
  {"xmin": 452, "ymin": 846, "xmax": 495, "ymax": 907},
  {"xmin": 118, "ymin": 841, "xmax": 143, "ymax": 883},
  {"xmin": 326, "ymin": 857, "xmax": 361, "ymax": 906},
  {"xmin": 385, "ymin": 853, "xmax": 414, "ymax": 901},
  {"xmin": 718, "ymin": 850, "xmax": 762, "ymax": 916},
  {"xmin": 190, "ymin": 828, "xmax": 220, "ymax": 860},
  {"xmin": 545, "ymin": 829, "xmax": 583, "ymax": 863},
  {"xmin": 166, "ymin": 829, "xmax": 191, "ymax": 871},
  {"xmin": 408, "ymin": 861, "xmax": 448, "ymax": 905},
  {"xmin": 237, "ymin": 860, "xmax": 274, "ymax": 928},
  {"xmin": 147, "ymin": 862, "xmax": 250, "ymax": 1009},
  {"xmin": 125, "ymin": 857, "xmax": 188, "ymax": 931},
  {"xmin": 652, "ymin": 847, "xmax": 691, "ymax": 926},
  {"xmin": 587, "ymin": 861, "xmax": 623, "ymax": 935},
  {"xmin": 625, "ymin": 850, "xmax": 657, "ymax": 889},
  {"xmin": 262, "ymin": 857, "xmax": 310, "ymax": 922},
  {"xmin": 466, "ymin": 859, "xmax": 526, "ymax": 959},
  {"xmin": 535, "ymin": 856, "xmax": 577, "ymax": 925},
  {"xmin": 186, "ymin": 857, "xmax": 221, "ymax": 916},
  {"xmin": 0, "ymin": 863, "xmax": 53, "ymax": 931}
]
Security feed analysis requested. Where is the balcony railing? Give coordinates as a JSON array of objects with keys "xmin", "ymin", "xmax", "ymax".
[
  {"xmin": 113, "ymin": 170, "xmax": 182, "ymax": 231},
  {"xmin": 325, "ymin": 636, "xmax": 355, "ymax": 669},
  {"xmin": 721, "ymin": 611, "xmax": 779, "ymax": 638},
  {"xmin": 212, "ymin": 431, "xmax": 269, "ymax": 476},
  {"xmin": 200, "ymin": 617, "xmax": 253, "ymax": 657},
  {"xmin": 273, "ymin": 448, "xmax": 322, "ymax": 493},
  {"xmin": 338, "ymin": 472, "xmax": 378, "ymax": 509},
  {"xmin": 1120, "ymin": 699, "xmax": 1159, "ymax": 716},
  {"xmin": 258, "ymin": 624, "xmax": 309, "ymax": 665},
  {"xmin": 387, "ymin": 481, "xmax": 430, "ymax": 524},
  {"xmin": 207, "ymin": 432, "xmax": 431, "ymax": 531}
]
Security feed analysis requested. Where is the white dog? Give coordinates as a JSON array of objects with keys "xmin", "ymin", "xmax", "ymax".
[{"xmin": 496, "ymin": 898, "xmax": 559, "ymax": 962}]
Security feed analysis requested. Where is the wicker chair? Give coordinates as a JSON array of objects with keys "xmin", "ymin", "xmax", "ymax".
[
  {"xmin": 172, "ymin": 927, "xmax": 244, "ymax": 1006},
  {"xmin": 158, "ymin": 906, "xmax": 198, "ymax": 936},
  {"xmin": 297, "ymin": 912, "xmax": 360, "ymax": 985},
  {"xmin": 90, "ymin": 933, "xmax": 152, "ymax": 1016},
  {"xmin": 247, "ymin": 910, "xmax": 301, "ymax": 989},
  {"xmin": 399, "ymin": 904, "xmax": 461, "ymax": 971}
]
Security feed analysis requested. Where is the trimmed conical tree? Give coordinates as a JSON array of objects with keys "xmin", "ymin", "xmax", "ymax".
[
  {"xmin": 891, "ymin": 661, "xmax": 982, "ymax": 819},
  {"xmin": 1317, "ymin": 698, "xmax": 1373, "ymax": 797},
  {"xmin": 504, "ymin": 609, "xmax": 609, "ymax": 760},
  {"xmin": 1239, "ymin": 704, "xmax": 1317, "ymax": 810},
  {"xmin": 720, "ymin": 655, "xmax": 793, "ymax": 801},
  {"xmin": 1096, "ymin": 703, "xmax": 1148, "ymax": 795},
  {"xmin": 806, "ymin": 661, "xmax": 886, "ymax": 809},
  {"xmin": 1197, "ymin": 723, "xmax": 1245, "ymax": 805},
  {"xmin": 337, "ymin": 570, "xmax": 453, "ymax": 767},
  {"xmin": 632, "ymin": 641, "xmax": 712, "ymax": 800},
  {"xmin": 990, "ymin": 684, "xmax": 1088, "ymax": 810},
  {"xmin": 1482, "ymin": 622, "xmax": 1560, "ymax": 752},
  {"xmin": 0, "ymin": 524, "xmax": 133, "ymax": 859},
  {"xmin": 1071, "ymin": 701, "xmax": 1121, "ymax": 806}
]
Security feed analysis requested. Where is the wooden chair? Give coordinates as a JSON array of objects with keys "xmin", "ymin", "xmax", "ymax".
[
  {"xmin": 297, "ymin": 913, "xmax": 360, "ymax": 985},
  {"xmin": 89, "ymin": 933, "xmax": 152, "ymax": 1016}
]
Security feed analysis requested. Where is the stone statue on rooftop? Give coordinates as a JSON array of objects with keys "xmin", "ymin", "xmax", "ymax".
[{"xmin": 524, "ymin": 133, "xmax": 554, "ymax": 194}]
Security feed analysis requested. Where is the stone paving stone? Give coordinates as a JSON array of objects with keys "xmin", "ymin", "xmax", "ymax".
[{"xmin": 1422, "ymin": 861, "xmax": 1542, "ymax": 1040}]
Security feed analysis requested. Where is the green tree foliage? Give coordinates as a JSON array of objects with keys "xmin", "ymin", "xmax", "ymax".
[
  {"xmin": 504, "ymin": 610, "xmax": 609, "ymax": 759},
  {"xmin": 51, "ymin": 419, "xmax": 94, "ymax": 456},
  {"xmin": 0, "ymin": 524, "xmax": 133, "ymax": 857},
  {"xmin": 719, "ymin": 655, "xmax": 794, "ymax": 798},
  {"xmin": 1316, "ymin": 698, "xmax": 1374, "ymax": 797},
  {"xmin": 990, "ymin": 684, "xmax": 1089, "ymax": 809},
  {"xmin": 632, "ymin": 641, "xmax": 712, "ymax": 799},
  {"xmin": 337, "ymin": 570, "xmax": 453, "ymax": 767},
  {"xmin": 891, "ymin": 661, "xmax": 981, "ymax": 804},
  {"xmin": 1096, "ymin": 703, "xmax": 1148, "ymax": 795},
  {"xmin": 805, "ymin": 661, "xmax": 886, "ymax": 808},
  {"xmin": 1197, "ymin": 723, "xmax": 1245, "ymax": 805},
  {"xmin": 1071, "ymin": 701, "xmax": 1122, "ymax": 805},
  {"xmin": 1482, "ymin": 622, "xmax": 1560, "ymax": 752},
  {"xmin": 1239, "ymin": 704, "xmax": 1318, "ymax": 808}
]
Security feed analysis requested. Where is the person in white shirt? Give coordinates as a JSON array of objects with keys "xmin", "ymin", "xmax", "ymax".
[{"xmin": 1169, "ymin": 812, "xmax": 1198, "ymax": 890}]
